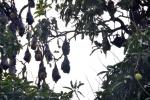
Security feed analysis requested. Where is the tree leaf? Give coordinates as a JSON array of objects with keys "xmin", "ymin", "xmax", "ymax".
[
  {"xmin": 111, "ymin": 82, "xmax": 123, "ymax": 92},
  {"xmin": 77, "ymin": 82, "xmax": 84, "ymax": 89},
  {"xmin": 97, "ymin": 71, "xmax": 108, "ymax": 76},
  {"xmin": 77, "ymin": 91, "xmax": 84, "ymax": 97},
  {"xmin": 63, "ymin": 87, "xmax": 72, "ymax": 91},
  {"xmin": 70, "ymin": 81, "xmax": 73, "ymax": 88}
]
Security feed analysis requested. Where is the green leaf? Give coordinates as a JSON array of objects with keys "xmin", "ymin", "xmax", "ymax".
[
  {"xmin": 97, "ymin": 71, "xmax": 108, "ymax": 76},
  {"xmin": 74, "ymin": 80, "xmax": 77, "ymax": 89},
  {"xmin": 77, "ymin": 91, "xmax": 84, "ymax": 97},
  {"xmin": 70, "ymin": 81, "xmax": 73, "ymax": 88},
  {"xmin": 145, "ymin": 98, "xmax": 150, "ymax": 100},
  {"xmin": 77, "ymin": 82, "xmax": 84, "ymax": 89},
  {"xmin": 111, "ymin": 82, "xmax": 123, "ymax": 92},
  {"xmin": 63, "ymin": 87, "xmax": 72, "ymax": 91}
]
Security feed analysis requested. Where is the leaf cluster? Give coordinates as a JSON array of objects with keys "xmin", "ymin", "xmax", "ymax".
[{"xmin": 0, "ymin": 73, "xmax": 73, "ymax": 100}]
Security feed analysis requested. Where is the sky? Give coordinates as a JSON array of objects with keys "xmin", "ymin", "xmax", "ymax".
[{"xmin": 15, "ymin": 0, "xmax": 125, "ymax": 100}]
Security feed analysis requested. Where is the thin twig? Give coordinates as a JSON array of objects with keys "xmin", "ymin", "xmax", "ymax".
[{"xmin": 85, "ymin": 75, "xmax": 96, "ymax": 97}]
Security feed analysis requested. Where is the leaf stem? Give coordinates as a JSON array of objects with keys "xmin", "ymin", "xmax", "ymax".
[{"xmin": 75, "ymin": 91, "xmax": 80, "ymax": 100}]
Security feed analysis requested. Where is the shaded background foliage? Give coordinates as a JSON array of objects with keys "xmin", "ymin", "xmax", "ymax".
[
  {"xmin": 0, "ymin": 73, "xmax": 74, "ymax": 100},
  {"xmin": 0, "ymin": 0, "xmax": 150, "ymax": 100}
]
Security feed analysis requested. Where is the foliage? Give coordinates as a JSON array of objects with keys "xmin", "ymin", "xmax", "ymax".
[
  {"xmin": 0, "ymin": 0, "xmax": 150, "ymax": 99},
  {"xmin": 0, "ymin": 0, "xmax": 81, "ymax": 99},
  {"xmin": 63, "ymin": 80, "xmax": 84, "ymax": 100},
  {"xmin": 0, "ymin": 73, "xmax": 73, "ymax": 100},
  {"xmin": 0, "ymin": 0, "xmax": 72, "ymax": 86},
  {"xmin": 94, "ymin": 28, "xmax": 150, "ymax": 100},
  {"xmin": 95, "ymin": 54, "xmax": 150, "ymax": 100}
]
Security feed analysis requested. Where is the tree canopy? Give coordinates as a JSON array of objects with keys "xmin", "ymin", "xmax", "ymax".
[{"xmin": 0, "ymin": 0, "xmax": 150, "ymax": 100}]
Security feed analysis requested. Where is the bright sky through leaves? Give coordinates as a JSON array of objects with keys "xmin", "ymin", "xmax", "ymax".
[{"xmin": 15, "ymin": 0, "xmax": 125, "ymax": 99}]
